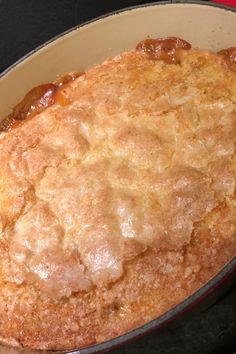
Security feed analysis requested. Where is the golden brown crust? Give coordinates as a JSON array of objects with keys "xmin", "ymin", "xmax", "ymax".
[
  {"xmin": 218, "ymin": 47, "xmax": 236, "ymax": 73},
  {"xmin": 0, "ymin": 39, "xmax": 235, "ymax": 350}
]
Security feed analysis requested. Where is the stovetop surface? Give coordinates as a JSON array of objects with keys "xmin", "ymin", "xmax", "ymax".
[{"xmin": 0, "ymin": 1, "xmax": 235, "ymax": 353}]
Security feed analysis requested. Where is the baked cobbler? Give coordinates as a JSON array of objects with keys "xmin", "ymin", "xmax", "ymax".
[{"xmin": 0, "ymin": 37, "xmax": 235, "ymax": 350}]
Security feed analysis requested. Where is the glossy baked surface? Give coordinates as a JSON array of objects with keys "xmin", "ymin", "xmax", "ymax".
[{"xmin": 0, "ymin": 39, "xmax": 235, "ymax": 350}]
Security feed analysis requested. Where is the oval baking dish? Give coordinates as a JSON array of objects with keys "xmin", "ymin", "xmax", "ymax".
[{"xmin": 0, "ymin": 1, "xmax": 236, "ymax": 353}]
